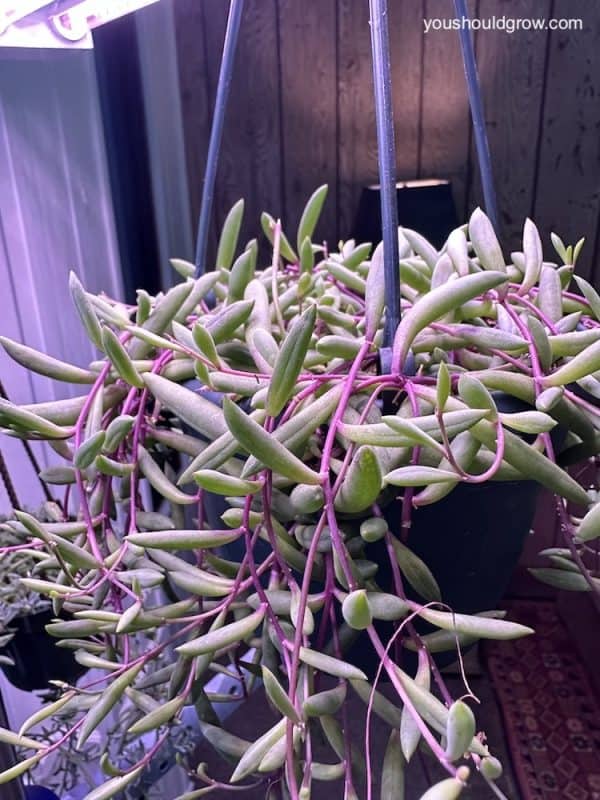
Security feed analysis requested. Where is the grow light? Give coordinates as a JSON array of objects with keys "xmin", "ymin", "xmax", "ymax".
[
  {"xmin": 0, "ymin": 0, "xmax": 159, "ymax": 48},
  {"xmin": 354, "ymin": 179, "xmax": 459, "ymax": 250}
]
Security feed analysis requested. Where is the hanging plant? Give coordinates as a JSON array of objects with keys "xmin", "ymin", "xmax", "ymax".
[{"xmin": 1, "ymin": 191, "xmax": 599, "ymax": 800}]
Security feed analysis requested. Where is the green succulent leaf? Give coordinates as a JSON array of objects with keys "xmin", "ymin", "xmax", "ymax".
[
  {"xmin": 365, "ymin": 242, "xmax": 385, "ymax": 340},
  {"xmin": 69, "ymin": 271, "xmax": 104, "ymax": 350},
  {"xmin": 300, "ymin": 235, "xmax": 315, "ymax": 274},
  {"xmin": 199, "ymin": 721, "xmax": 251, "ymax": 762},
  {"xmin": 520, "ymin": 218, "xmax": 543, "ymax": 294},
  {"xmin": 416, "ymin": 607, "xmax": 533, "ymax": 639},
  {"xmin": 529, "ymin": 568, "xmax": 595, "ymax": 591},
  {"xmin": 298, "ymin": 647, "xmax": 367, "ymax": 681},
  {"xmin": 400, "ymin": 656, "xmax": 429, "ymax": 761},
  {"xmin": 390, "ymin": 539, "xmax": 442, "ymax": 602},
  {"xmin": 77, "ymin": 663, "xmax": 144, "ymax": 748},
  {"xmin": 418, "ymin": 777, "xmax": 466, "ymax": 800},
  {"xmin": 138, "ymin": 446, "xmax": 196, "ymax": 505},
  {"xmin": 224, "ymin": 397, "xmax": 321, "ymax": 485},
  {"xmin": 101, "ymin": 328, "xmax": 144, "ymax": 388},
  {"xmin": 80, "ymin": 768, "xmax": 144, "ymax": 800},
  {"xmin": 262, "ymin": 666, "xmax": 301, "ymax": 724},
  {"xmin": 230, "ymin": 717, "xmax": 287, "ymax": 782},
  {"xmin": 350, "ymin": 679, "xmax": 403, "ymax": 728},
  {"xmin": 170, "ymin": 258, "xmax": 195, "ymax": 279},
  {"xmin": 216, "ymin": 199, "xmax": 244, "ymax": 270},
  {"xmin": 384, "ymin": 466, "xmax": 458, "ymax": 487},
  {"xmin": 446, "ymin": 228, "xmax": 469, "ymax": 277},
  {"xmin": 0, "ymin": 726, "xmax": 44, "ymax": 751},
  {"xmin": 538, "ymin": 265, "xmax": 563, "ymax": 323},
  {"xmin": 297, "ymin": 184, "xmax": 328, "ymax": 252},
  {"xmin": 342, "ymin": 589, "xmax": 372, "ymax": 630},
  {"xmin": 143, "ymin": 373, "xmax": 227, "ymax": 440},
  {"xmin": 445, "ymin": 700, "xmax": 476, "ymax": 761},
  {"xmin": 128, "ymin": 697, "xmax": 183, "ymax": 736},
  {"xmin": 381, "ymin": 417, "xmax": 445, "ymax": 453},
  {"xmin": 402, "ymin": 228, "xmax": 439, "ymax": 270},
  {"xmin": 176, "ymin": 607, "xmax": 266, "ymax": 657},
  {"xmin": 193, "ymin": 469, "xmax": 261, "ymax": 496},
  {"xmin": 470, "ymin": 419, "xmax": 591, "ymax": 506},
  {"xmin": 0, "ymin": 336, "xmax": 96, "ymax": 383},
  {"xmin": 0, "ymin": 399, "xmax": 73, "ymax": 440},
  {"xmin": 335, "ymin": 445, "xmax": 382, "ymax": 513},
  {"xmin": 468, "ymin": 208, "xmax": 505, "ymax": 273},
  {"xmin": 480, "ymin": 756, "xmax": 503, "ymax": 781},
  {"xmin": 576, "ymin": 502, "xmax": 600, "ymax": 542},
  {"xmin": 261, "ymin": 212, "xmax": 297, "ymax": 262},
  {"xmin": 228, "ymin": 247, "xmax": 256, "ymax": 302},
  {"xmin": 392, "ymin": 271, "xmax": 507, "ymax": 368},
  {"xmin": 129, "ymin": 281, "xmax": 194, "ymax": 359},
  {"xmin": 498, "ymin": 411, "xmax": 556, "ymax": 434},
  {"xmin": 266, "ymin": 304, "xmax": 316, "ymax": 416},
  {"xmin": 74, "ymin": 430, "xmax": 106, "ymax": 469},
  {"xmin": 127, "ymin": 528, "xmax": 241, "ymax": 550},
  {"xmin": 544, "ymin": 339, "xmax": 600, "ymax": 387},
  {"xmin": 303, "ymin": 683, "xmax": 346, "ymax": 717},
  {"xmin": 0, "ymin": 756, "xmax": 43, "ymax": 786},
  {"xmin": 436, "ymin": 361, "xmax": 451, "ymax": 411}
]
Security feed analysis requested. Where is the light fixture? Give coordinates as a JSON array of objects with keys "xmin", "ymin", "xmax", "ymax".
[
  {"xmin": 0, "ymin": 0, "xmax": 160, "ymax": 48},
  {"xmin": 353, "ymin": 178, "xmax": 459, "ymax": 251}
]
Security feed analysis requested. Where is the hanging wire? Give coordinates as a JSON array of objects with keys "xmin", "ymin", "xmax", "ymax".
[
  {"xmin": 454, "ymin": 0, "xmax": 499, "ymax": 232},
  {"xmin": 0, "ymin": 448, "xmax": 20, "ymax": 511},
  {"xmin": 194, "ymin": 0, "xmax": 245, "ymax": 277},
  {"xmin": 368, "ymin": 0, "xmax": 401, "ymax": 361}
]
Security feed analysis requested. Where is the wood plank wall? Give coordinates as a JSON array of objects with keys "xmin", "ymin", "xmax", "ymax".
[{"xmin": 174, "ymin": 0, "xmax": 600, "ymax": 281}]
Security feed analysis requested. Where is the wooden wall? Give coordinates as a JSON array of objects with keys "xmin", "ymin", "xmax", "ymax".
[{"xmin": 174, "ymin": 0, "xmax": 600, "ymax": 280}]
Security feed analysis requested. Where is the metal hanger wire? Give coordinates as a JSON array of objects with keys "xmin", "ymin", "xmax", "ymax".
[
  {"xmin": 369, "ymin": 0, "xmax": 401, "ymax": 366},
  {"xmin": 193, "ymin": 0, "xmax": 499, "ymax": 363},
  {"xmin": 454, "ymin": 0, "xmax": 499, "ymax": 231},
  {"xmin": 194, "ymin": 0, "xmax": 245, "ymax": 278}
]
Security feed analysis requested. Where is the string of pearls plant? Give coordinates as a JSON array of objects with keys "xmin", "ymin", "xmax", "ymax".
[{"xmin": 1, "ymin": 186, "xmax": 599, "ymax": 800}]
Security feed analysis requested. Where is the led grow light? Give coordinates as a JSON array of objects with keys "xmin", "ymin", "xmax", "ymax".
[{"xmin": 0, "ymin": 0, "xmax": 159, "ymax": 48}]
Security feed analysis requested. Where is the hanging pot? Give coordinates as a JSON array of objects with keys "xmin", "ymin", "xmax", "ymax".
[
  {"xmin": 174, "ymin": 383, "xmax": 572, "ymax": 676},
  {"xmin": 1, "ymin": 610, "xmax": 85, "ymax": 692}
]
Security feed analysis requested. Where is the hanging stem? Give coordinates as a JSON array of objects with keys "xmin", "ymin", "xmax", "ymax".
[{"xmin": 194, "ymin": 0, "xmax": 245, "ymax": 277}]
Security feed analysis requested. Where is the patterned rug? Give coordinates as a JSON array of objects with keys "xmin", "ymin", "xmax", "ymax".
[{"xmin": 484, "ymin": 601, "xmax": 600, "ymax": 800}]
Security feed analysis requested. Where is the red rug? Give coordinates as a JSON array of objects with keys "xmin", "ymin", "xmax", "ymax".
[{"xmin": 484, "ymin": 601, "xmax": 600, "ymax": 800}]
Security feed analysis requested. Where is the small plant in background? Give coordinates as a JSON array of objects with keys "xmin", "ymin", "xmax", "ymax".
[
  {"xmin": 0, "ymin": 504, "xmax": 62, "ymax": 634},
  {"xmin": 0, "ymin": 186, "xmax": 599, "ymax": 800},
  {"xmin": 13, "ymin": 641, "xmax": 195, "ymax": 799}
]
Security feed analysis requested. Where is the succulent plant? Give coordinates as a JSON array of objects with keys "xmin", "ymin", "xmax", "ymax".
[{"xmin": 0, "ymin": 187, "xmax": 599, "ymax": 799}]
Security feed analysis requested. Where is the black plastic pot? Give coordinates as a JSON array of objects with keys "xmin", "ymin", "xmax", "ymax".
[
  {"xmin": 1, "ymin": 610, "xmax": 85, "ymax": 692},
  {"xmin": 402, "ymin": 391, "xmax": 566, "ymax": 611}
]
